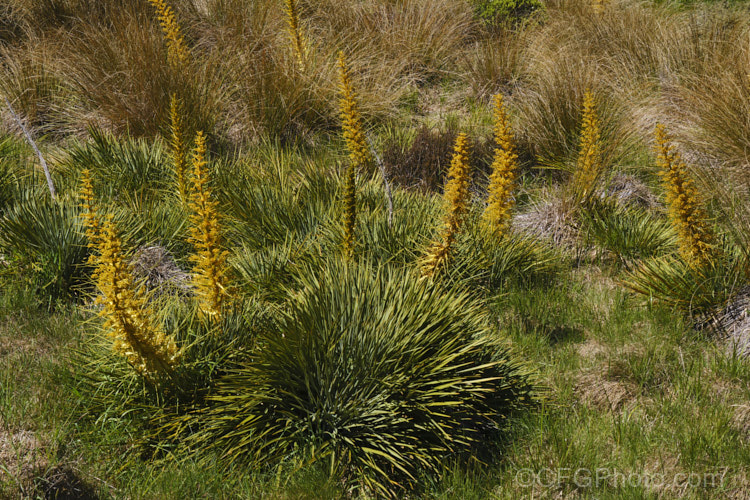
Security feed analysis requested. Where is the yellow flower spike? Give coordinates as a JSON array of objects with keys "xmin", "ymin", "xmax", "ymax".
[
  {"xmin": 147, "ymin": 0, "xmax": 190, "ymax": 69},
  {"xmin": 422, "ymin": 133, "xmax": 472, "ymax": 278},
  {"xmin": 338, "ymin": 51, "xmax": 372, "ymax": 258},
  {"xmin": 654, "ymin": 124, "xmax": 714, "ymax": 268},
  {"xmin": 338, "ymin": 51, "xmax": 373, "ymax": 173},
  {"xmin": 483, "ymin": 94, "xmax": 518, "ymax": 236},
  {"xmin": 187, "ymin": 131, "xmax": 231, "ymax": 319},
  {"xmin": 169, "ymin": 94, "xmax": 187, "ymax": 200},
  {"xmin": 94, "ymin": 218, "xmax": 180, "ymax": 380},
  {"xmin": 284, "ymin": 0, "xmax": 308, "ymax": 72},
  {"xmin": 79, "ymin": 169, "xmax": 101, "ymax": 260},
  {"xmin": 571, "ymin": 90, "xmax": 602, "ymax": 205}
]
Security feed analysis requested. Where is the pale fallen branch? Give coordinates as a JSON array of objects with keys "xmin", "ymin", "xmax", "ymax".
[
  {"xmin": 367, "ymin": 133, "xmax": 393, "ymax": 227},
  {"xmin": 4, "ymin": 97, "xmax": 56, "ymax": 200}
]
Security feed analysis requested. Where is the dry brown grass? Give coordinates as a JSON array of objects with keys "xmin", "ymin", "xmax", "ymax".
[
  {"xmin": 575, "ymin": 371, "xmax": 636, "ymax": 413},
  {"xmin": 0, "ymin": 0, "xmax": 485, "ymax": 145}
]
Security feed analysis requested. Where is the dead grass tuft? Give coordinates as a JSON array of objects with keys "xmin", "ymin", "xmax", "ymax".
[
  {"xmin": 575, "ymin": 371, "xmax": 636, "ymax": 413},
  {"xmin": 514, "ymin": 192, "xmax": 579, "ymax": 250},
  {"xmin": 131, "ymin": 245, "xmax": 191, "ymax": 296},
  {"xmin": 603, "ymin": 173, "xmax": 660, "ymax": 210}
]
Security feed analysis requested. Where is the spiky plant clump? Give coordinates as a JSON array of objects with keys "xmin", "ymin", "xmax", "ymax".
[
  {"xmin": 169, "ymin": 93, "xmax": 188, "ymax": 200},
  {"xmin": 189, "ymin": 262, "xmax": 537, "ymax": 497},
  {"xmin": 338, "ymin": 51, "xmax": 373, "ymax": 172},
  {"xmin": 93, "ymin": 217, "xmax": 180, "ymax": 380},
  {"xmin": 622, "ymin": 244, "xmax": 746, "ymax": 321},
  {"xmin": 284, "ymin": 0, "xmax": 308, "ymax": 71},
  {"xmin": 570, "ymin": 90, "xmax": 603, "ymax": 205},
  {"xmin": 422, "ymin": 133, "xmax": 472, "ymax": 277},
  {"xmin": 580, "ymin": 198, "xmax": 676, "ymax": 265},
  {"xmin": 79, "ymin": 168, "xmax": 101, "ymax": 258},
  {"xmin": 0, "ymin": 197, "xmax": 89, "ymax": 301},
  {"xmin": 147, "ymin": 0, "xmax": 190, "ymax": 69},
  {"xmin": 188, "ymin": 131, "xmax": 231, "ymax": 319},
  {"xmin": 483, "ymin": 94, "xmax": 518, "ymax": 236},
  {"xmin": 654, "ymin": 124, "xmax": 714, "ymax": 268}
]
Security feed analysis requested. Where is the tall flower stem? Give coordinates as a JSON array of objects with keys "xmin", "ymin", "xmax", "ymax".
[{"xmin": 422, "ymin": 133, "xmax": 472, "ymax": 278}]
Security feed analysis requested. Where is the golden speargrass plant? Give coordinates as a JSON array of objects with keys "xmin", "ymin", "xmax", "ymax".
[
  {"xmin": 654, "ymin": 124, "xmax": 714, "ymax": 267},
  {"xmin": 169, "ymin": 93, "xmax": 188, "ymax": 199},
  {"xmin": 188, "ymin": 131, "xmax": 230, "ymax": 319},
  {"xmin": 147, "ymin": 0, "xmax": 190, "ymax": 69},
  {"xmin": 483, "ymin": 94, "xmax": 518, "ymax": 236},
  {"xmin": 94, "ymin": 217, "xmax": 180, "ymax": 380},
  {"xmin": 79, "ymin": 168, "xmax": 101, "ymax": 261},
  {"xmin": 422, "ymin": 133, "xmax": 472, "ymax": 278},
  {"xmin": 284, "ymin": 0, "xmax": 308, "ymax": 71},
  {"xmin": 570, "ymin": 90, "xmax": 602, "ymax": 206},
  {"xmin": 338, "ymin": 51, "xmax": 373, "ymax": 172}
]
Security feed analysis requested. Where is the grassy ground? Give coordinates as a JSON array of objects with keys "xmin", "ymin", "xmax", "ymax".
[
  {"xmin": 3, "ymin": 0, "xmax": 750, "ymax": 498},
  {"xmin": 3, "ymin": 263, "xmax": 750, "ymax": 498}
]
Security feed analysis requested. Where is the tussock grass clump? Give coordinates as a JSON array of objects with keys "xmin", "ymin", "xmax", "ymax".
[
  {"xmin": 59, "ymin": 7, "xmax": 218, "ymax": 138},
  {"xmin": 92, "ymin": 217, "xmax": 181, "ymax": 380},
  {"xmin": 462, "ymin": 27, "xmax": 526, "ymax": 99},
  {"xmin": 303, "ymin": 0, "xmax": 475, "ymax": 83},
  {"xmin": 512, "ymin": 46, "xmax": 633, "ymax": 171},
  {"xmin": 422, "ymin": 133, "xmax": 473, "ymax": 277},
  {"xmin": 0, "ymin": 39, "xmax": 74, "ymax": 136},
  {"xmin": 189, "ymin": 262, "xmax": 536, "ymax": 497},
  {"xmin": 382, "ymin": 125, "xmax": 458, "ymax": 192}
]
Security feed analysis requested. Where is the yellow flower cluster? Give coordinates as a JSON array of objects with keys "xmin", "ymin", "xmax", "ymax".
[
  {"xmin": 483, "ymin": 94, "xmax": 518, "ymax": 236},
  {"xmin": 571, "ymin": 90, "xmax": 602, "ymax": 205},
  {"xmin": 169, "ymin": 94, "xmax": 187, "ymax": 200},
  {"xmin": 284, "ymin": 0, "xmax": 308, "ymax": 71},
  {"xmin": 94, "ymin": 218, "xmax": 180, "ymax": 379},
  {"xmin": 422, "ymin": 133, "xmax": 472, "ymax": 277},
  {"xmin": 187, "ymin": 131, "xmax": 231, "ymax": 319},
  {"xmin": 654, "ymin": 124, "xmax": 714, "ymax": 267},
  {"xmin": 147, "ymin": 0, "xmax": 190, "ymax": 69},
  {"xmin": 338, "ymin": 51, "xmax": 373, "ymax": 172}
]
